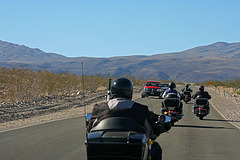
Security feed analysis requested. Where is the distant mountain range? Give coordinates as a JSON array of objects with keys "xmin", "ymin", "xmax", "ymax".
[{"xmin": 0, "ymin": 40, "xmax": 240, "ymax": 82}]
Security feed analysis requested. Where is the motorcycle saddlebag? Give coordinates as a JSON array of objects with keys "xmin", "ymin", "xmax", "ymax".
[
  {"xmin": 164, "ymin": 98, "xmax": 180, "ymax": 107},
  {"xmin": 86, "ymin": 117, "xmax": 148, "ymax": 160},
  {"xmin": 195, "ymin": 98, "xmax": 208, "ymax": 105},
  {"xmin": 183, "ymin": 91, "xmax": 191, "ymax": 96}
]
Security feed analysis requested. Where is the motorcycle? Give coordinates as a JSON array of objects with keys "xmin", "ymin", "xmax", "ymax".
[
  {"xmin": 193, "ymin": 96, "xmax": 210, "ymax": 120},
  {"xmin": 181, "ymin": 91, "xmax": 192, "ymax": 103},
  {"xmin": 161, "ymin": 94, "xmax": 183, "ymax": 126},
  {"xmin": 85, "ymin": 113, "xmax": 171, "ymax": 160}
]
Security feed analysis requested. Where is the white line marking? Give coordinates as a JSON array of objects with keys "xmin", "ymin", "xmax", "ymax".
[{"xmin": 209, "ymin": 101, "xmax": 240, "ymax": 130}]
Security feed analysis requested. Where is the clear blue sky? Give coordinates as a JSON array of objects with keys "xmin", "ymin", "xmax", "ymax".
[{"xmin": 1, "ymin": 0, "xmax": 240, "ymax": 58}]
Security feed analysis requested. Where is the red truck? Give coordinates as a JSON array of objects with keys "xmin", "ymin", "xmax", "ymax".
[{"xmin": 141, "ymin": 80, "xmax": 164, "ymax": 98}]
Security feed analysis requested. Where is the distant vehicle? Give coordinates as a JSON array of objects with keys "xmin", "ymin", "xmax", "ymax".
[
  {"xmin": 161, "ymin": 83, "xmax": 169, "ymax": 92},
  {"xmin": 141, "ymin": 81, "xmax": 163, "ymax": 98}
]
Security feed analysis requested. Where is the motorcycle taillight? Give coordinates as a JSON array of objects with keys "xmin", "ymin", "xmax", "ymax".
[
  {"xmin": 200, "ymin": 107, "xmax": 203, "ymax": 110},
  {"xmin": 170, "ymin": 110, "xmax": 173, "ymax": 113}
]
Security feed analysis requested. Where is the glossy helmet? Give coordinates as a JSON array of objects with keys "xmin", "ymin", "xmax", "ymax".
[
  {"xmin": 169, "ymin": 82, "xmax": 176, "ymax": 89},
  {"xmin": 111, "ymin": 77, "xmax": 133, "ymax": 100},
  {"xmin": 199, "ymin": 86, "xmax": 204, "ymax": 92}
]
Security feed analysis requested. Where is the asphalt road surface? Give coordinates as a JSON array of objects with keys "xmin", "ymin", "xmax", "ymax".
[{"xmin": 0, "ymin": 86, "xmax": 240, "ymax": 160}]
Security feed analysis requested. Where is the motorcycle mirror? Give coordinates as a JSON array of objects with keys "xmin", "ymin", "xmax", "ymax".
[
  {"xmin": 86, "ymin": 113, "xmax": 92, "ymax": 127},
  {"xmin": 86, "ymin": 113, "xmax": 92, "ymax": 121},
  {"xmin": 159, "ymin": 114, "xmax": 165, "ymax": 122},
  {"xmin": 158, "ymin": 115, "xmax": 171, "ymax": 123}
]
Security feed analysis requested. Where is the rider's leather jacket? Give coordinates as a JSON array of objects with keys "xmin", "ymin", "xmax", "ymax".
[
  {"xmin": 87, "ymin": 98, "xmax": 166, "ymax": 140},
  {"xmin": 193, "ymin": 91, "xmax": 211, "ymax": 99}
]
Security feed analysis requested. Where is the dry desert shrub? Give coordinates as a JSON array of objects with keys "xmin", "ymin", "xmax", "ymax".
[
  {"xmin": 196, "ymin": 79, "xmax": 240, "ymax": 95},
  {"xmin": 0, "ymin": 68, "xmax": 148, "ymax": 103}
]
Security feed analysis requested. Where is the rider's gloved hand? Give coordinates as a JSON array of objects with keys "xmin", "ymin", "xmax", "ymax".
[{"xmin": 164, "ymin": 123, "xmax": 171, "ymax": 131}]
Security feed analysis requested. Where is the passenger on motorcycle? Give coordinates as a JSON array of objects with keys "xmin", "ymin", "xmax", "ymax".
[
  {"xmin": 162, "ymin": 82, "xmax": 183, "ymax": 113},
  {"xmin": 88, "ymin": 77, "xmax": 169, "ymax": 160}
]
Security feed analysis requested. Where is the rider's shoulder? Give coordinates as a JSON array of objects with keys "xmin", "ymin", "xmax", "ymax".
[
  {"xmin": 133, "ymin": 102, "xmax": 148, "ymax": 108},
  {"xmin": 132, "ymin": 102, "xmax": 149, "ymax": 112}
]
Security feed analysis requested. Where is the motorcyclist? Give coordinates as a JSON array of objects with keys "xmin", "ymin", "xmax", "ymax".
[
  {"xmin": 193, "ymin": 86, "xmax": 211, "ymax": 110},
  {"xmin": 87, "ymin": 77, "xmax": 169, "ymax": 160},
  {"xmin": 181, "ymin": 84, "xmax": 193, "ymax": 92},
  {"xmin": 162, "ymin": 82, "xmax": 182, "ymax": 99},
  {"xmin": 192, "ymin": 86, "xmax": 211, "ymax": 99},
  {"xmin": 162, "ymin": 82, "xmax": 183, "ymax": 113}
]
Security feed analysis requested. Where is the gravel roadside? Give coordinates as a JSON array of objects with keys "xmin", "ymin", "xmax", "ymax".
[
  {"xmin": 0, "ymin": 93, "xmax": 141, "ymax": 132},
  {"xmin": 206, "ymin": 86, "xmax": 240, "ymax": 129}
]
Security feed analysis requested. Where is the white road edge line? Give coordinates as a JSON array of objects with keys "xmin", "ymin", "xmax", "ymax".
[{"xmin": 209, "ymin": 101, "xmax": 240, "ymax": 130}]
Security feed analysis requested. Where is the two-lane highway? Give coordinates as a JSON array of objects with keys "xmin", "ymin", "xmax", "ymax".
[{"xmin": 0, "ymin": 85, "xmax": 240, "ymax": 160}]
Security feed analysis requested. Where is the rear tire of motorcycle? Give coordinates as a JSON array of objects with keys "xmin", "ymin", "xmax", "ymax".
[
  {"xmin": 199, "ymin": 116, "xmax": 203, "ymax": 120},
  {"xmin": 171, "ymin": 121, "xmax": 175, "ymax": 126}
]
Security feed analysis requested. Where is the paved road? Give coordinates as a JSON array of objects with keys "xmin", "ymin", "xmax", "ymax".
[
  {"xmin": 0, "ymin": 86, "xmax": 240, "ymax": 160},
  {"xmin": 0, "ymin": 117, "xmax": 86, "ymax": 160},
  {"xmin": 147, "ymin": 97, "xmax": 240, "ymax": 160}
]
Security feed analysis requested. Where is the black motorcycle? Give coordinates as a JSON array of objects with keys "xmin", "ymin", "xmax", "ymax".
[
  {"xmin": 161, "ymin": 94, "xmax": 183, "ymax": 126},
  {"xmin": 85, "ymin": 113, "xmax": 171, "ymax": 160},
  {"xmin": 193, "ymin": 96, "xmax": 210, "ymax": 120},
  {"xmin": 181, "ymin": 91, "xmax": 192, "ymax": 103}
]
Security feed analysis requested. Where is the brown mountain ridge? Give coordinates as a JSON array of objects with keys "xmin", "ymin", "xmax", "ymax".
[{"xmin": 0, "ymin": 40, "xmax": 239, "ymax": 82}]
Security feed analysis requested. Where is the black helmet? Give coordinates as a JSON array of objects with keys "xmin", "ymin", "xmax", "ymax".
[
  {"xmin": 186, "ymin": 84, "xmax": 189, "ymax": 88},
  {"xmin": 111, "ymin": 77, "xmax": 133, "ymax": 100},
  {"xmin": 169, "ymin": 82, "xmax": 176, "ymax": 89},
  {"xmin": 199, "ymin": 86, "xmax": 204, "ymax": 92}
]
